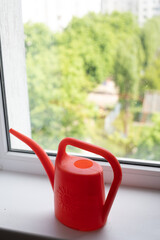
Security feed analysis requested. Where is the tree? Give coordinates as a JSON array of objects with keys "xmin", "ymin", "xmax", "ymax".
[
  {"xmin": 24, "ymin": 13, "xmax": 160, "ymax": 158},
  {"xmin": 113, "ymin": 38, "xmax": 142, "ymax": 136},
  {"xmin": 134, "ymin": 114, "xmax": 160, "ymax": 160},
  {"xmin": 24, "ymin": 23, "xmax": 63, "ymax": 148},
  {"xmin": 24, "ymin": 22, "xmax": 95, "ymax": 149},
  {"xmin": 141, "ymin": 17, "xmax": 160, "ymax": 67},
  {"xmin": 55, "ymin": 12, "xmax": 117, "ymax": 87},
  {"xmin": 140, "ymin": 55, "xmax": 160, "ymax": 95}
]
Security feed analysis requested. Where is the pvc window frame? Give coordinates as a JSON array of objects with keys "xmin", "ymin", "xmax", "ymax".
[{"xmin": 0, "ymin": 0, "xmax": 160, "ymax": 190}]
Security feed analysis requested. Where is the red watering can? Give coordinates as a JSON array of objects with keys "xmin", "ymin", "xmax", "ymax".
[{"xmin": 9, "ymin": 128, "xmax": 122, "ymax": 231}]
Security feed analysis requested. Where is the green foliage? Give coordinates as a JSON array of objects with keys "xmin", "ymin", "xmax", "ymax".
[
  {"xmin": 114, "ymin": 40, "xmax": 139, "ymax": 99},
  {"xmin": 140, "ymin": 55, "xmax": 160, "ymax": 93},
  {"xmin": 24, "ymin": 23, "xmax": 62, "ymax": 148},
  {"xmin": 133, "ymin": 114, "xmax": 160, "ymax": 160},
  {"xmin": 24, "ymin": 12, "xmax": 160, "ymax": 160},
  {"xmin": 24, "ymin": 21, "xmax": 95, "ymax": 149},
  {"xmin": 25, "ymin": 23, "xmax": 55, "ymax": 56},
  {"xmin": 141, "ymin": 17, "xmax": 160, "ymax": 67},
  {"xmin": 55, "ymin": 12, "xmax": 117, "ymax": 86},
  {"xmin": 113, "ymin": 27, "xmax": 144, "ymax": 135}
]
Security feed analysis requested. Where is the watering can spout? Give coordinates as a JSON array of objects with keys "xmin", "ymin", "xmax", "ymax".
[{"xmin": 9, "ymin": 128, "xmax": 55, "ymax": 189}]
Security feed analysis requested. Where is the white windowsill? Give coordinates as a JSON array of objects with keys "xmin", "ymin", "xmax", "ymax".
[{"xmin": 0, "ymin": 170, "xmax": 159, "ymax": 240}]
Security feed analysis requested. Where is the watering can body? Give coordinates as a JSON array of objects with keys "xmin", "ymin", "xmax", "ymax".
[
  {"xmin": 9, "ymin": 129, "xmax": 122, "ymax": 231},
  {"xmin": 54, "ymin": 154, "xmax": 105, "ymax": 231}
]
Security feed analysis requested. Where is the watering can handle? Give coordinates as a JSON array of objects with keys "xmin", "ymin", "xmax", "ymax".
[{"xmin": 56, "ymin": 137, "xmax": 122, "ymax": 222}]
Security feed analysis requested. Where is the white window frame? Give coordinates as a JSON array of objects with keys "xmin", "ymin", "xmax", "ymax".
[{"xmin": 0, "ymin": 0, "xmax": 160, "ymax": 190}]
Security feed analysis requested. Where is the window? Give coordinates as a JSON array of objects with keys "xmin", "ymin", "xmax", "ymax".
[{"xmin": 0, "ymin": 0, "xmax": 160, "ymax": 189}]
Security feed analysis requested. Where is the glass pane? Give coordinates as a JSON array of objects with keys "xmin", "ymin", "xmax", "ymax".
[{"xmin": 13, "ymin": 0, "xmax": 160, "ymax": 160}]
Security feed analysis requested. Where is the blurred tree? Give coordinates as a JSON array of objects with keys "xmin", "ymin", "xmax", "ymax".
[
  {"xmin": 24, "ymin": 23, "xmax": 63, "ymax": 148},
  {"xmin": 113, "ymin": 36, "xmax": 143, "ymax": 136},
  {"xmin": 141, "ymin": 17, "xmax": 160, "ymax": 67},
  {"xmin": 24, "ymin": 13, "xmax": 160, "ymax": 160},
  {"xmin": 134, "ymin": 114, "xmax": 160, "ymax": 160},
  {"xmin": 55, "ymin": 12, "xmax": 117, "ymax": 87},
  {"xmin": 140, "ymin": 55, "xmax": 160, "ymax": 94},
  {"xmin": 24, "ymin": 22, "xmax": 95, "ymax": 149}
]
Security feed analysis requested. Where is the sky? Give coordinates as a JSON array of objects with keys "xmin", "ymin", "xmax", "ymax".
[{"xmin": 21, "ymin": 0, "xmax": 101, "ymax": 31}]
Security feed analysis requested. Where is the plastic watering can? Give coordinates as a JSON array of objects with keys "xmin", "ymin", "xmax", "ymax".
[{"xmin": 9, "ymin": 128, "xmax": 122, "ymax": 231}]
